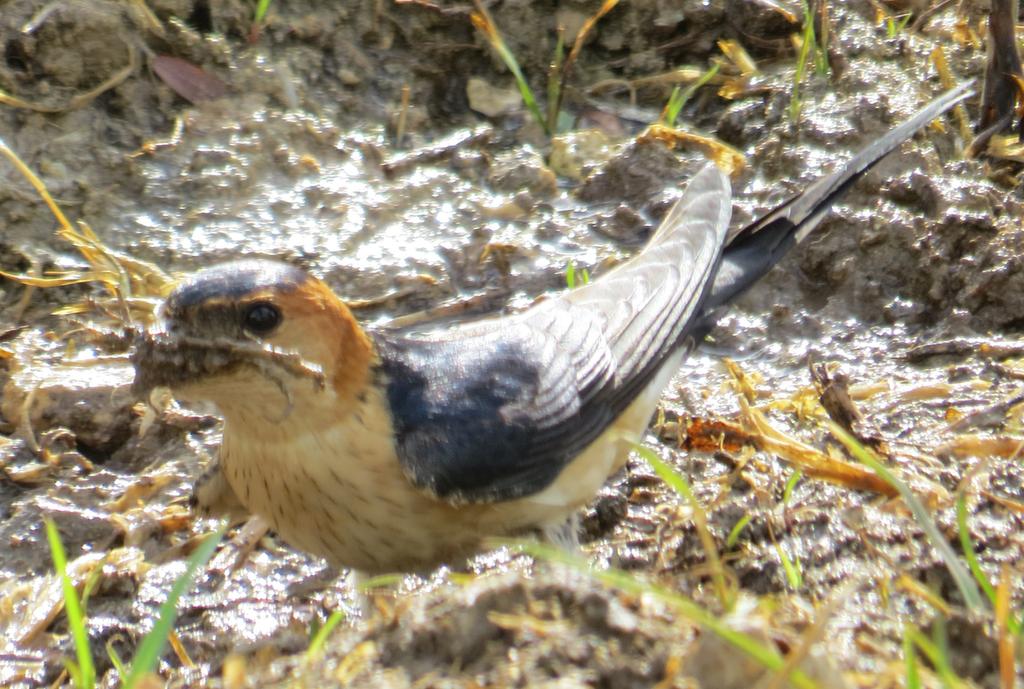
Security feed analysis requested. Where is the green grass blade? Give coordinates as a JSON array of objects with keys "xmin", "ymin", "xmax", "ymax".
[
  {"xmin": 565, "ymin": 260, "xmax": 576, "ymax": 289},
  {"xmin": 471, "ymin": 3, "xmax": 548, "ymax": 135},
  {"xmin": 782, "ymin": 468, "xmax": 803, "ymax": 506},
  {"xmin": 513, "ymin": 540, "xmax": 817, "ymax": 689},
  {"xmin": 493, "ymin": 49, "xmax": 544, "ymax": 133},
  {"xmin": 123, "ymin": 526, "xmax": 226, "ymax": 689},
  {"xmin": 909, "ymin": 624, "xmax": 962, "ymax": 689},
  {"xmin": 80, "ymin": 552, "xmax": 108, "ymax": 609},
  {"xmin": 812, "ymin": 1, "xmax": 830, "ymax": 76},
  {"xmin": 45, "ymin": 519, "xmax": 96, "ymax": 689},
  {"xmin": 64, "ymin": 660, "xmax": 84, "ymax": 689},
  {"xmin": 493, "ymin": 44, "xmax": 546, "ymax": 134},
  {"xmin": 955, "ymin": 491, "xmax": 1024, "ymax": 634},
  {"xmin": 106, "ymin": 639, "xmax": 127, "ymax": 682},
  {"xmin": 633, "ymin": 444, "xmax": 732, "ymax": 608},
  {"xmin": 956, "ymin": 493, "xmax": 999, "ymax": 605},
  {"xmin": 829, "ymin": 423, "xmax": 984, "ymax": 611},
  {"xmin": 357, "ymin": 573, "xmax": 404, "ymax": 590},
  {"xmin": 790, "ymin": 1, "xmax": 816, "ymax": 122},
  {"xmin": 931, "ymin": 619, "xmax": 954, "ymax": 689},
  {"xmin": 546, "ymin": 26, "xmax": 565, "ymax": 134},
  {"xmin": 776, "ymin": 542, "xmax": 803, "ymax": 590},
  {"xmin": 662, "ymin": 62, "xmax": 720, "ymax": 127},
  {"xmin": 726, "ymin": 514, "xmax": 752, "ymax": 549},
  {"xmin": 886, "ymin": 12, "xmax": 912, "ymax": 38},
  {"xmin": 661, "ymin": 86, "xmax": 684, "ymax": 127},
  {"xmin": 903, "ymin": 625, "xmax": 922, "ymax": 689},
  {"xmin": 254, "ymin": 0, "xmax": 272, "ymax": 24},
  {"xmin": 306, "ymin": 610, "xmax": 345, "ymax": 660}
]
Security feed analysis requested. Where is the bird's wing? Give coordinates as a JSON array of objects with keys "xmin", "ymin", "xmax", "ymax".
[
  {"xmin": 375, "ymin": 164, "xmax": 732, "ymax": 504},
  {"xmin": 699, "ymin": 80, "xmax": 975, "ymax": 325},
  {"xmin": 374, "ymin": 81, "xmax": 975, "ymax": 506}
]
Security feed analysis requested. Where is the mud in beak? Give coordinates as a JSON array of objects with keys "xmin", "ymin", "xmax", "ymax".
[{"xmin": 130, "ymin": 330, "xmax": 326, "ymax": 398}]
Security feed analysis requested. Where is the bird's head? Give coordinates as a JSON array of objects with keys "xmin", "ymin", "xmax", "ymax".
[{"xmin": 132, "ymin": 260, "xmax": 373, "ymax": 422}]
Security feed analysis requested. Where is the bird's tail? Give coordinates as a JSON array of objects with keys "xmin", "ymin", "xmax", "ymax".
[{"xmin": 700, "ymin": 81, "xmax": 974, "ymax": 320}]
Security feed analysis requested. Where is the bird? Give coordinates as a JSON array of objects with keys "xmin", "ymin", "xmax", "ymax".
[{"xmin": 132, "ymin": 82, "xmax": 972, "ymax": 574}]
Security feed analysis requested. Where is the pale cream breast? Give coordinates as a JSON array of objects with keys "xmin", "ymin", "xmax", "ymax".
[{"xmin": 219, "ymin": 386, "xmax": 497, "ymax": 571}]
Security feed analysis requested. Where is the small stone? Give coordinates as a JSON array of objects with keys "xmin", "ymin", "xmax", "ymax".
[
  {"xmin": 487, "ymin": 148, "xmax": 557, "ymax": 197},
  {"xmin": 467, "ymin": 77, "xmax": 522, "ymax": 118},
  {"xmin": 589, "ymin": 204, "xmax": 650, "ymax": 243},
  {"xmin": 555, "ymin": 7, "xmax": 588, "ymax": 43},
  {"xmin": 549, "ymin": 129, "xmax": 615, "ymax": 181},
  {"xmin": 604, "ymin": 596, "xmax": 638, "ymax": 634},
  {"xmin": 339, "ymin": 69, "xmax": 361, "ymax": 86}
]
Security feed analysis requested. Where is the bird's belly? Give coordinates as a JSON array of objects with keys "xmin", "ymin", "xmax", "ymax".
[{"xmin": 221, "ymin": 417, "xmax": 493, "ymax": 572}]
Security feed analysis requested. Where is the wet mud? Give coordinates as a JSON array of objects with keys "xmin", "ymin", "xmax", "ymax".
[{"xmin": 0, "ymin": 0, "xmax": 1022, "ymax": 687}]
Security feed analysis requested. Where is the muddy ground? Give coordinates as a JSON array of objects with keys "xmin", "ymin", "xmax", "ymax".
[{"xmin": 0, "ymin": 0, "xmax": 1022, "ymax": 687}]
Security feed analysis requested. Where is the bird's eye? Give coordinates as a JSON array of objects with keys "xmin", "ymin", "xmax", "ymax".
[{"xmin": 242, "ymin": 302, "xmax": 282, "ymax": 335}]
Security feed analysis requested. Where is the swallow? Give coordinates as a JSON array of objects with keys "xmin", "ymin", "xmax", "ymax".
[{"xmin": 132, "ymin": 82, "xmax": 972, "ymax": 574}]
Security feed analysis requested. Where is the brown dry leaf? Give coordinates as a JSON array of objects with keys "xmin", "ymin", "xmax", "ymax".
[
  {"xmin": 221, "ymin": 653, "xmax": 248, "ymax": 689},
  {"xmin": 717, "ymin": 39, "xmax": 759, "ymax": 76},
  {"xmin": 654, "ymin": 655, "xmax": 685, "ymax": 689},
  {"xmin": 0, "ymin": 140, "xmax": 175, "ymax": 325},
  {"xmin": 738, "ymin": 397, "xmax": 898, "ymax": 497},
  {"xmin": 169, "ymin": 629, "xmax": 195, "ymax": 668},
  {"xmin": 929, "ymin": 46, "xmax": 972, "ymax": 141},
  {"xmin": 679, "ymin": 417, "xmax": 751, "ymax": 453},
  {"xmin": 104, "ymin": 467, "xmax": 178, "ymax": 512},
  {"xmin": 717, "ymin": 76, "xmax": 752, "ymax": 100},
  {"xmin": 756, "ymin": 0, "xmax": 798, "ymax": 23},
  {"xmin": 1011, "ymin": 74, "xmax": 1024, "ymax": 120},
  {"xmin": 984, "ymin": 134, "xmax": 1024, "ymax": 163},
  {"xmin": 131, "ymin": 674, "xmax": 164, "ymax": 689},
  {"xmin": 158, "ymin": 505, "xmax": 194, "ymax": 533},
  {"xmin": 637, "ymin": 124, "xmax": 746, "ymax": 176},
  {"xmin": 2, "ymin": 461, "xmax": 57, "ymax": 484},
  {"xmin": 723, "ymin": 358, "xmax": 762, "ymax": 403},
  {"xmin": 896, "ymin": 573, "xmax": 953, "ymax": 615},
  {"xmin": 997, "ymin": 565, "xmax": 1016, "ymax": 689},
  {"xmin": 334, "ymin": 641, "xmax": 378, "ymax": 684},
  {"xmin": 952, "ymin": 16, "xmax": 982, "ymax": 48},
  {"xmin": 58, "ymin": 221, "xmax": 174, "ymax": 300},
  {"xmin": 152, "ymin": 55, "xmax": 228, "ymax": 104},
  {"xmin": 847, "ymin": 380, "xmax": 890, "ymax": 401},
  {"xmin": 487, "ymin": 611, "xmax": 570, "ymax": 636},
  {"xmin": 17, "ymin": 548, "xmax": 144, "ymax": 644},
  {"xmin": 564, "ymin": 0, "xmax": 620, "ymax": 68},
  {"xmin": 0, "ymin": 270, "xmax": 112, "ymax": 288},
  {"xmin": 627, "ymin": 67, "xmax": 706, "ymax": 89},
  {"xmin": 890, "ymin": 379, "xmax": 991, "ymax": 405},
  {"xmin": 982, "ymin": 491, "xmax": 1024, "ymax": 513},
  {"xmin": 937, "ymin": 435, "xmax": 1024, "ymax": 458}
]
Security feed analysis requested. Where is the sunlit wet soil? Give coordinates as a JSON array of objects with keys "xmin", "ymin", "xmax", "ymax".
[{"xmin": 0, "ymin": 0, "xmax": 1022, "ymax": 687}]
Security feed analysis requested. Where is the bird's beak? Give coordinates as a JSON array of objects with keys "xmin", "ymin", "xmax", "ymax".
[
  {"xmin": 130, "ymin": 329, "xmax": 326, "ymax": 399},
  {"xmin": 130, "ymin": 329, "xmax": 233, "ymax": 397}
]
